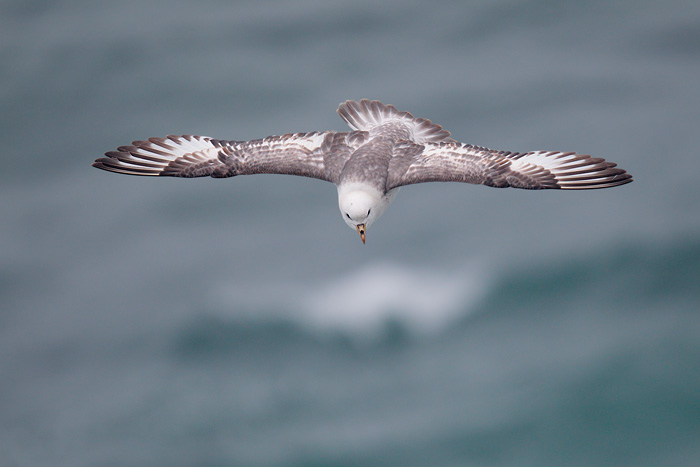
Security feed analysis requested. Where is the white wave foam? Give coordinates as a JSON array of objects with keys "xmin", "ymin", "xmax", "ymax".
[
  {"xmin": 210, "ymin": 262, "xmax": 489, "ymax": 341},
  {"xmin": 298, "ymin": 262, "xmax": 486, "ymax": 339}
]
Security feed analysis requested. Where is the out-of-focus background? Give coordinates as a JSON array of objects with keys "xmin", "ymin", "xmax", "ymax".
[{"xmin": 2, "ymin": 0, "xmax": 699, "ymax": 465}]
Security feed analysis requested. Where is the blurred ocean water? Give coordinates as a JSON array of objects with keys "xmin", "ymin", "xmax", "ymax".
[{"xmin": 1, "ymin": 0, "xmax": 699, "ymax": 465}]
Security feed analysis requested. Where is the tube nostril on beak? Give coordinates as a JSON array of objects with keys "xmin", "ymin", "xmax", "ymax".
[{"xmin": 355, "ymin": 224, "xmax": 366, "ymax": 244}]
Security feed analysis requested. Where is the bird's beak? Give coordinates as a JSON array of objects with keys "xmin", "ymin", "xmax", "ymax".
[{"xmin": 355, "ymin": 224, "xmax": 366, "ymax": 244}]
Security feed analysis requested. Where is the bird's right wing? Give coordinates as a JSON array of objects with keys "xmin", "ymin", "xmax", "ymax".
[{"xmin": 93, "ymin": 131, "xmax": 365, "ymax": 183}]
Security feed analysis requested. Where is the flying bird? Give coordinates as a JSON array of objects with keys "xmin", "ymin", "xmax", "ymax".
[{"xmin": 93, "ymin": 99, "xmax": 632, "ymax": 243}]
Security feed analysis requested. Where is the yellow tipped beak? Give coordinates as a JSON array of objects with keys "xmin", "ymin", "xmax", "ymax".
[{"xmin": 356, "ymin": 224, "xmax": 366, "ymax": 244}]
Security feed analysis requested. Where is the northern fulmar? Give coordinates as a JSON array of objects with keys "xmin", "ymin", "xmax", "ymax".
[{"xmin": 93, "ymin": 99, "xmax": 632, "ymax": 243}]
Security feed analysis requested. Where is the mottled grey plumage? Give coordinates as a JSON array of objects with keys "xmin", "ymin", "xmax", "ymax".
[
  {"xmin": 93, "ymin": 99, "xmax": 631, "ymax": 190},
  {"xmin": 93, "ymin": 99, "xmax": 632, "ymax": 241}
]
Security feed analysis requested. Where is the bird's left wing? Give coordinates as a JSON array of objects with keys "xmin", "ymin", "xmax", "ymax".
[
  {"xmin": 93, "ymin": 132, "xmax": 352, "ymax": 182},
  {"xmin": 387, "ymin": 141, "xmax": 632, "ymax": 190}
]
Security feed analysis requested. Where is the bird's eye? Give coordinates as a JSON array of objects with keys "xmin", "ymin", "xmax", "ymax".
[
  {"xmin": 367, "ymin": 209, "xmax": 371, "ymax": 216},
  {"xmin": 346, "ymin": 213, "xmax": 351, "ymax": 219}
]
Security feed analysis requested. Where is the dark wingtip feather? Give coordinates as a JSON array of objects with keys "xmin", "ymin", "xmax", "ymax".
[{"xmin": 559, "ymin": 171, "xmax": 633, "ymax": 189}]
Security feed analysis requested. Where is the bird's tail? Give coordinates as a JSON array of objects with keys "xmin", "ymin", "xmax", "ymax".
[{"xmin": 337, "ymin": 99, "xmax": 454, "ymax": 143}]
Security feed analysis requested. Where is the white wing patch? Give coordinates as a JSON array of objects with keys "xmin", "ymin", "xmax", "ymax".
[{"xmin": 293, "ymin": 131, "xmax": 327, "ymax": 151}]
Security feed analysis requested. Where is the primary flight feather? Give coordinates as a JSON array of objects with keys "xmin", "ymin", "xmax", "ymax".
[{"xmin": 93, "ymin": 99, "xmax": 632, "ymax": 243}]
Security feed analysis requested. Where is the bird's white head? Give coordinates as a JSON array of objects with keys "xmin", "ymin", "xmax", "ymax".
[{"xmin": 338, "ymin": 184, "xmax": 396, "ymax": 244}]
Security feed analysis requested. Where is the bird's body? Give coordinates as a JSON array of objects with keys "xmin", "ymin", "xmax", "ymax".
[{"xmin": 93, "ymin": 99, "xmax": 632, "ymax": 243}]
